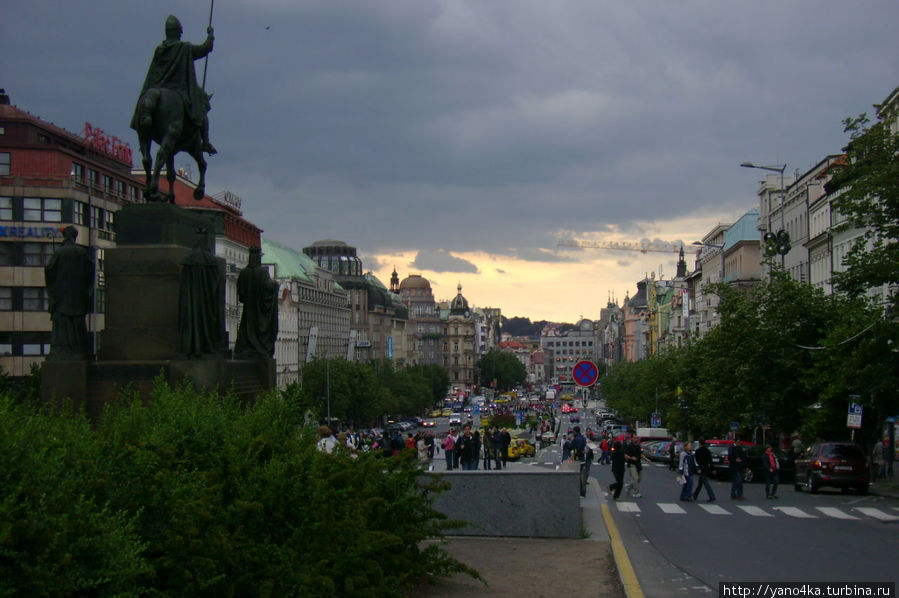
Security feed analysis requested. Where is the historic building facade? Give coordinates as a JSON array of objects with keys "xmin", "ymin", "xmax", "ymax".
[
  {"xmin": 302, "ymin": 239, "xmax": 405, "ymax": 365},
  {"xmin": 1, "ymin": 93, "xmax": 142, "ymax": 376}
]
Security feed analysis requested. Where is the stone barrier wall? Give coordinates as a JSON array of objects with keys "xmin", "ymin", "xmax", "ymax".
[{"xmin": 429, "ymin": 469, "xmax": 581, "ymax": 538}]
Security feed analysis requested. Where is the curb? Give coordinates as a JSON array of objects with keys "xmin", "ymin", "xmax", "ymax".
[{"xmin": 601, "ymin": 501, "xmax": 645, "ymax": 598}]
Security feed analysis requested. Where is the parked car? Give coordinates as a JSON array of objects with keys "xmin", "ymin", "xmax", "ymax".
[
  {"xmin": 642, "ymin": 440, "xmax": 665, "ymax": 461},
  {"xmin": 794, "ymin": 442, "xmax": 869, "ymax": 494},
  {"xmin": 402, "ymin": 417, "xmax": 422, "ymax": 428},
  {"xmin": 707, "ymin": 441, "xmax": 760, "ymax": 480}
]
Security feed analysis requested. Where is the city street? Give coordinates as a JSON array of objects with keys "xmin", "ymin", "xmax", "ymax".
[{"xmin": 529, "ymin": 409, "xmax": 899, "ymax": 595}]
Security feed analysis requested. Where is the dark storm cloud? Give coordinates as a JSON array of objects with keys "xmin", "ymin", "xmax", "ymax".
[
  {"xmin": 2, "ymin": 0, "xmax": 898, "ymax": 265},
  {"xmin": 412, "ymin": 250, "xmax": 479, "ymax": 274}
]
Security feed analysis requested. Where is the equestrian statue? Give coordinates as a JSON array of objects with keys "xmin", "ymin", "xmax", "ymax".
[{"xmin": 131, "ymin": 14, "xmax": 216, "ymax": 203}]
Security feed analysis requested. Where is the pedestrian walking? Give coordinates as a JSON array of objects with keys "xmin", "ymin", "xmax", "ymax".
[
  {"xmin": 692, "ymin": 439, "xmax": 716, "ymax": 502},
  {"xmin": 678, "ymin": 441, "xmax": 696, "ymax": 501},
  {"xmin": 492, "ymin": 426, "xmax": 503, "ymax": 470},
  {"xmin": 609, "ymin": 440, "xmax": 626, "ymax": 500},
  {"xmin": 624, "ymin": 436, "xmax": 649, "ymax": 498},
  {"xmin": 668, "ymin": 441, "xmax": 677, "ymax": 471},
  {"xmin": 599, "ymin": 437, "xmax": 611, "ymax": 465},
  {"xmin": 483, "ymin": 428, "xmax": 494, "ymax": 470},
  {"xmin": 763, "ymin": 444, "xmax": 780, "ymax": 499},
  {"xmin": 442, "ymin": 430, "xmax": 455, "ymax": 471},
  {"xmin": 501, "ymin": 428, "xmax": 511, "ymax": 468},
  {"xmin": 728, "ymin": 439, "xmax": 746, "ymax": 500}
]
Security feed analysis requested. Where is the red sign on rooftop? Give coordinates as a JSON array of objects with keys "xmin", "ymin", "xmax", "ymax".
[{"xmin": 84, "ymin": 122, "xmax": 132, "ymax": 166}]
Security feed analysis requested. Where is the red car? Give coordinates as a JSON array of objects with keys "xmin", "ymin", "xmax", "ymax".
[{"xmin": 794, "ymin": 442, "xmax": 869, "ymax": 494}]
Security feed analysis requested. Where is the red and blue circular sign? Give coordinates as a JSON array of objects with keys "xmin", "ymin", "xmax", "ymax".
[{"xmin": 573, "ymin": 360, "xmax": 598, "ymax": 387}]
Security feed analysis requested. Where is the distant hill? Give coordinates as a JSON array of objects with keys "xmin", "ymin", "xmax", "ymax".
[{"xmin": 502, "ymin": 316, "xmax": 576, "ymax": 337}]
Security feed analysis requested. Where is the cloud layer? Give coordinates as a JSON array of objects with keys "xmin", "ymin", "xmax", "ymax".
[{"xmin": 3, "ymin": 1, "xmax": 897, "ymax": 320}]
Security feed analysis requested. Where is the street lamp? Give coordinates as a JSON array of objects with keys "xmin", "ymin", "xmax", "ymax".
[{"xmin": 741, "ymin": 161, "xmax": 788, "ymax": 265}]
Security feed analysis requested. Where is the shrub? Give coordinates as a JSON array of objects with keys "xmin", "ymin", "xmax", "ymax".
[{"xmin": 1, "ymin": 379, "xmax": 477, "ymax": 597}]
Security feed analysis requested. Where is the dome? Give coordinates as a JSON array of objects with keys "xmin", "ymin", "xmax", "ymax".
[
  {"xmin": 399, "ymin": 274, "xmax": 431, "ymax": 291},
  {"xmin": 577, "ymin": 318, "xmax": 594, "ymax": 331},
  {"xmin": 450, "ymin": 283, "xmax": 469, "ymax": 315}
]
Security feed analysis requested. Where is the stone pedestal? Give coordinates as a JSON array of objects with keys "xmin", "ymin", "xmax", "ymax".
[{"xmin": 40, "ymin": 204, "xmax": 276, "ymax": 418}]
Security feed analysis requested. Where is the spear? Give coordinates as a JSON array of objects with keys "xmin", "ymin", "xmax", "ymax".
[{"xmin": 202, "ymin": 0, "xmax": 214, "ymax": 89}]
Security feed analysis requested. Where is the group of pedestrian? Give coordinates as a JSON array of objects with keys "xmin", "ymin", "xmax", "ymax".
[{"xmin": 441, "ymin": 425, "xmax": 513, "ymax": 471}]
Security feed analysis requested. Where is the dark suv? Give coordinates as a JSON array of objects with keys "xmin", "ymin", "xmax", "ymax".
[{"xmin": 794, "ymin": 442, "xmax": 869, "ymax": 494}]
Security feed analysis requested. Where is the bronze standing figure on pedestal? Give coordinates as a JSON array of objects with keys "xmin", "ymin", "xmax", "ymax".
[
  {"xmin": 234, "ymin": 247, "xmax": 279, "ymax": 359},
  {"xmin": 44, "ymin": 226, "xmax": 94, "ymax": 360},
  {"xmin": 131, "ymin": 14, "xmax": 215, "ymax": 203}
]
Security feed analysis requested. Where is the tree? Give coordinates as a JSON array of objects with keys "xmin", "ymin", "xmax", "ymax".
[
  {"xmin": 475, "ymin": 349, "xmax": 526, "ymax": 391},
  {"xmin": 827, "ymin": 113, "xmax": 899, "ymax": 312}
]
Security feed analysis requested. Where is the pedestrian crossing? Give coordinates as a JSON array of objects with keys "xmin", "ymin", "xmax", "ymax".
[{"xmin": 611, "ymin": 499, "xmax": 899, "ymax": 522}]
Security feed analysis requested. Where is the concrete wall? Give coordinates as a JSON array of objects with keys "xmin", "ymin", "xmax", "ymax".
[{"xmin": 429, "ymin": 469, "xmax": 582, "ymax": 538}]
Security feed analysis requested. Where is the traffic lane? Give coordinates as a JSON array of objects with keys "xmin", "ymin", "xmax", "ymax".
[{"xmin": 598, "ymin": 465, "xmax": 899, "ymax": 587}]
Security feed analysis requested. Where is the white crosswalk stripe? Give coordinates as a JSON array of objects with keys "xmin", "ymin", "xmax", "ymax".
[
  {"xmin": 607, "ymin": 499, "xmax": 894, "ymax": 522},
  {"xmin": 698, "ymin": 504, "xmax": 731, "ymax": 515},
  {"xmin": 773, "ymin": 506, "xmax": 817, "ymax": 518},
  {"xmin": 815, "ymin": 507, "xmax": 857, "ymax": 519},
  {"xmin": 737, "ymin": 505, "xmax": 774, "ymax": 517},
  {"xmin": 658, "ymin": 503, "xmax": 687, "ymax": 514},
  {"xmin": 854, "ymin": 507, "xmax": 899, "ymax": 521}
]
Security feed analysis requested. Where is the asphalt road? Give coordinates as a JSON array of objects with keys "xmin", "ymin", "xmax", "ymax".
[{"xmin": 523, "ymin": 407, "xmax": 899, "ymax": 596}]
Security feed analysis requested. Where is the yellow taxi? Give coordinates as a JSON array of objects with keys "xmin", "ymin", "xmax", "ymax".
[
  {"xmin": 441, "ymin": 407, "xmax": 453, "ymax": 417},
  {"xmin": 507, "ymin": 438, "xmax": 536, "ymax": 460},
  {"xmin": 429, "ymin": 409, "xmax": 443, "ymax": 417}
]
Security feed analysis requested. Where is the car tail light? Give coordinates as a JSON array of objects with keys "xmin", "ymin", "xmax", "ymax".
[{"xmin": 813, "ymin": 459, "xmax": 822, "ymax": 469}]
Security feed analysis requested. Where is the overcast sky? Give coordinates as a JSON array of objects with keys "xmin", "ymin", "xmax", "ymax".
[{"xmin": 3, "ymin": 1, "xmax": 897, "ymax": 322}]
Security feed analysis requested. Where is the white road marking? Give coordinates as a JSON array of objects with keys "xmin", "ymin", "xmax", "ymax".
[
  {"xmin": 737, "ymin": 505, "xmax": 774, "ymax": 517},
  {"xmin": 773, "ymin": 506, "xmax": 817, "ymax": 518},
  {"xmin": 658, "ymin": 503, "xmax": 688, "ymax": 514},
  {"xmin": 854, "ymin": 507, "xmax": 899, "ymax": 521},
  {"xmin": 816, "ymin": 507, "xmax": 857, "ymax": 520},
  {"xmin": 616, "ymin": 502, "xmax": 641, "ymax": 512},
  {"xmin": 698, "ymin": 504, "xmax": 731, "ymax": 515}
]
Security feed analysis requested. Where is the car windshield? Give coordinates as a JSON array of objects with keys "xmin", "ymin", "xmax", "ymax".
[{"xmin": 821, "ymin": 444, "xmax": 863, "ymax": 459}]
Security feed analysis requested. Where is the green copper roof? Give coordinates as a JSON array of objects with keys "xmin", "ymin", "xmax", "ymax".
[{"xmin": 260, "ymin": 238, "xmax": 314, "ymax": 283}]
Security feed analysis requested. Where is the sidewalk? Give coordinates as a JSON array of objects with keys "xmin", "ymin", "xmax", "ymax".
[{"xmin": 409, "ymin": 468, "xmax": 625, "ymax": 597}]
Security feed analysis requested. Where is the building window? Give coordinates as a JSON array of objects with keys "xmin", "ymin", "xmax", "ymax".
[
  {"xmin": 104, "ymin": 210, "xmax": 114, "ymax": 231},
  {"xmin": 23, "ymin": 198, "xmax": 62, "ymax": 222},
  {"xmin": 71, "ymin": 162, "xmax": 84, "ymax": 182},
  {"xmin": 0, "ymin": 152, "xmax": 9, "ymax": 175},
  {"xmin": 23, "ymin": 242, "xmax": 54, "ymax": 267},
  {"xmin": 22, "ymin": 287, "xmax": 48, "ymax": 311},
  {"xmin": 0, "ymin": 243, "xmax": 11, "ymax": 266},
  {"xmin": 91, "ymin": 206, "xmax": 101, "ymax": 229},
  {"xmin": 0, "ymin": 287, "xmax": 11, "ymax": 310},
  {"xmin": 0, "ymin": 196, "xmax": 11, "ymax": 220},
  {"xmin": 74, "ymin": 201, "xmax": 87, "ymax": 226}
]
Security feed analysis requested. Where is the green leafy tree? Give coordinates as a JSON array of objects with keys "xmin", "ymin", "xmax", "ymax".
[
  {"xmin": 403, "ymin": 363, "xmax": 450, "ymax": 407},
  {"xmin": 475, "ymin": 348, "xmax": 526, "ymax": 391},
  {"xmin": 827, "ymin": 112, "xmax": 899, "ymax": 311}
]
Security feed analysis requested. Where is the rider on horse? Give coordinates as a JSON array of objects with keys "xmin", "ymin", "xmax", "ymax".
[{"xmin": 130, "ymin": 15, "xmax": 216, "ymax": 155}]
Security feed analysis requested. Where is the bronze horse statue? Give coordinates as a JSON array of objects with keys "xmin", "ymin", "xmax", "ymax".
[
  {"xmin": 131, "ymin": 16, "xmax": 215, "ymax": 203},
  {"xmin": 134, "ymin": 87, "xmax": 207, "ymax": 202}
]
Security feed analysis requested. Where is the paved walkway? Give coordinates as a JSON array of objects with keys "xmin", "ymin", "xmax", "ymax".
[{"xmin": 408, "ymin": 472, "xmax": 625, "ymax": 597}]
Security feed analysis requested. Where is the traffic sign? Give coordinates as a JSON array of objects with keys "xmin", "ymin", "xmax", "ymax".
[
  {"xmin": 651, "ymin": 412, "xmax": 661, "ymax": 427},
  {"xmin": 847, "ymin": 400, "xmax": 863, "ymax": 429},
  {"xmin": 573, "ymin": 360, "xmax": 599, "ymax": 387}
]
